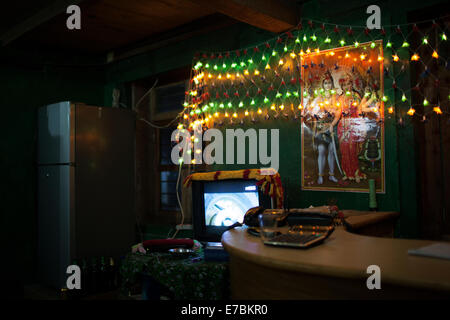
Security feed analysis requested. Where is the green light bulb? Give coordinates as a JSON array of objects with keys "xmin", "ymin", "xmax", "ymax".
[
  {"xmin": 284, "ymin": 46, "xmax": 288, "ymax": 52},
  {"xmin": 324, "ymin": 37, "xmax": 331, "ymax": 43},
  {"xmin": 295, "ymin": 38, "xmax": 300, "ymax": 43},
  {"xmin": 231, "ymin": 63, "xmax": 237, "ymax": 68},
  {"xmin": 303, "ymin": 35, "xmax": 307, "ymax": 42},
  {"xmin": 262, "ymin": 55, "xmax": 266, "ymax": 61},
  {"xmin": 340, "ymin": 39, "xmax": 346, "ymax": 46},
  {"xmin": 213, "ymin": 65, "xmax": 218, "ymax": 70},
  {"xmin": 401, "ymin": 94, "xmax": 407, "ymax": 102},
  {"xmin": 285, "ymin": 91, "xmax": 291, "ymax": 97},
  {"xmin": 423, "ymin": 99, "xmax": 429, "ymax": 106},
  {"xmin": 442, "ymin": 33, "xmax": 447, "ymax": 41},
  {"xmin": 251, "ymin": 99, "xmax": 255, "ymax": 105},
  {"xmin": 264, "ymin": 97, "xmax": 269, "ymax": 103},
  {"xmin": 311, "ymin": 34, "xmax": 317, "ymax": 41},
  {"xmin": 219, "ymin": 103, "xmax": 224, "ymax": 108},
  {"xmin": 227, "ymin": 102, "xmax": 232, "ymax": 108},
  {"xmin": 354, "ymin": 41, "xmax": 359, "ymax": 48},
  {"xmin": 401, "ymin": 41, "xmax": 409, "ymax": 47},
  {"xmin": 386, "ymin": 42, "xmax": 392, "ymax": 48},
  {"xmin": 239, "ymin": 102, "xmax": 244, "ymax": 108},
  {"xmin": 205, "ymin": 63, "xmax": 209, "ymax": 68},
  {"xmin": 382, "ymin": 96, "xmax": 388, "ymax": 102},
  {"xmin": 222, "ymin": 63, "xmax": 227, "ymax": 68},
  {"xmin": 240, "ymin": 62, "xmax": 246, "ymax": 67},
  {"xmin": 248, "ymin": 59, "xmax": 253, "ymax": 64},
  {"xmin": 293, "ymin": 91, "xmax": 299, "ymax": 97},
  {"xmin": 370, "ymin": 42, "xmax": 376, "ymax": 48},
  {"xmin": 272, "ymin": 50, "xmax": 277, "ymax": 56},
  {"xmin": 276, "ymin": 92, "xmax": 282, "ymax": 98},
  {"xmin": 183, "ymin": 102, "xmax": 188, "ymax": 107},
  {"xmin": 422, "ymin": 37, "xmax": 428, "ymax": 45}
]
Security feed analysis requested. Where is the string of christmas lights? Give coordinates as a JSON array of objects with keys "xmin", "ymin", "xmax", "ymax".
[{"xmin": 178, "ymin": 16, "xmax": 449, "ymax": 138}]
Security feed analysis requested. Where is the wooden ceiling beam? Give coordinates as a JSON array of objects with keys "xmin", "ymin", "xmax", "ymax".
[
  {"xmin": 0, "ymin": 0, "xmax": 85, "ymax": 46},
  {"xmin": 187, "ymin": 0, "xmax": 299, "ymax": 33}
]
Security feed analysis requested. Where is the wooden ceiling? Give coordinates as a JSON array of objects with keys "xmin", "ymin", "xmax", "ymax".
[{"xmin": 1, "ymin": 0, "xmax": 300, "ymax": 56}]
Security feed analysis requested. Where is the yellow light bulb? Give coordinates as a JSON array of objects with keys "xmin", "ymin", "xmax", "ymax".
[
  {"xmin": 290, "ymin": 52, "xmax": 296, "ymax": 58},
  {"xmin": 254, "ymin": 70, "xmax": 260, "ymax": 75},
  {"xmin": 244, "ymin": 70, "xmax": 249, "ymax": 75},
  {"xmin": 433, "ymin": 106, "xmax": 442, "ymax": 114},
  {"xmin": 392, "ymin": 55, "xmax": 399, "ymax": 62},
  {"xmin": 278, "ymin": 59, "xmax": 284, "ymax": 65},
  {"xmin": 258, "ymin": 108, "xmax": 262, "ymax": 114},
  {"xmin": 388, "ymin": 107, "xmax": 394, "ymax": 114},
  {"xmin": 411, "ymin": 54, "xmax": 420, "ymax": 61},
  {"xmin": 245, "ymin": 110, "xmax": 249, "ymax": 116},
  {"xmin": 214, "ymin": 112, "xmax": 219, "ymax": 117},
  {"xmin": 270, "ymin": 104, "xmax": 276, "ymax": 110},
  {"xmin": 279, "ymin": 104, "xmax": 285, "ymax": 110},
  {"xmin": 265, "ymin": 64, "xmax": 271, "ymax": 69},
  {"xmin": 407, "ymin": 107, "xmax": 415, "ymax": 116},
  {"xmin": 432, "ymin": 51, "xmax": 439, "ymax": 59}
]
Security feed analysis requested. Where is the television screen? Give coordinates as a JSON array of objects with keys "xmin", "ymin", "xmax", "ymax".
[
  {"xmin": 192, "ymin": 178, "xmax": 271, "ymax": 242},
  {"xmin": 203, "ymin": 180, "xmax": 260, "ymax": 227}
]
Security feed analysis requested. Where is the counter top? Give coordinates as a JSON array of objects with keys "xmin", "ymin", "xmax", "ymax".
[{"xmin": 222, "ymin": 226, "xmax": 450, "ymax": 293}]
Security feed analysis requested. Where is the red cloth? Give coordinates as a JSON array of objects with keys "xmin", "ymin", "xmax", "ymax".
[
  {"xmin": 337, "ymin": 96, "xmax": 366, "ymax": 180},
  {"xmin": 142, "ymin": 238, "xmax": 194, "ymax": 249}
]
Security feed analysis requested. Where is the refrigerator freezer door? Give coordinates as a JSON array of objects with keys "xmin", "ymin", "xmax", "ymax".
[
  {"xmin": 37, "ymin": 165, "xmax": 75, "ymax": 289},
  {"xmin": 38, "ymin": 102, "xmax": 75, "ymax": 164}
]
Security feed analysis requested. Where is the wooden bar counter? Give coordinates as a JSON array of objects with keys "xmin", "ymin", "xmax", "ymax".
[{"xmin": 221, "ymin": 226, "xmax": 450, "ymax": 299}]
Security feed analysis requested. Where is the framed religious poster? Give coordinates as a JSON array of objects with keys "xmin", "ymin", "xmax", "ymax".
[{"xmin": 301, "ymin": 40, "xmax": 385, "ymax": 192}]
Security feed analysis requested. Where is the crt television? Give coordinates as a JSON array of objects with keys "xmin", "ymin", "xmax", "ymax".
[{"xmin": 192, "ymin": 179, "xmax": 272, "ymax": 242}]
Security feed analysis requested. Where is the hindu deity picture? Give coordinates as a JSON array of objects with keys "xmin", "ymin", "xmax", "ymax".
[{"xmin": 301, "ymin": 41, "xmax": 385, "ymax": 192}]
